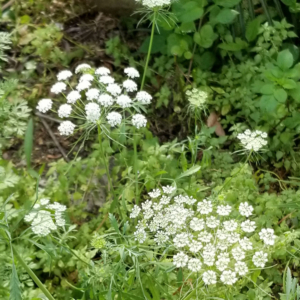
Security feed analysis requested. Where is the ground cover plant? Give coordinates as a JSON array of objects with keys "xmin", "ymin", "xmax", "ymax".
[{"xmin": 1, "ymin": 0, "xmax": 300, "ymax": 299}]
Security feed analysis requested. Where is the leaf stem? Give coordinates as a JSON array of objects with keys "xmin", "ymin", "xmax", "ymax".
[
  {"xmin": 140, "ymin": 10, "xmax": 157, "ymax": 90},
  {"xmin": 12, "ymin": 245, "xmax": 55, "ymax": 300},
  {"xmin": 133, "ymin": 132, "xmax": 139, "ymax": 205}
]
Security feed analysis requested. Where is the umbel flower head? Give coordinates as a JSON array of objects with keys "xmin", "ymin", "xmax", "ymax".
[
  {"xmin": 130, "ymin": 189, "xmax": 276, "ymax": 286},
  {"xmin": 237, "ymin": 129, "xmax": 268, "ymax": 152},
  {"xmin": 36, "ymin": 65, "xmax": 152, "ymax": 137},
  {"xmin": 24, "ymin": 198, "xmax": 67, "ymax": 236},
  {"xmin": 135, "ymin": 0, "xmax": 172, "ymax": 8},
  {"xmin": 186, "ymin": 88, "xmax": 208, "ymax": 115}
]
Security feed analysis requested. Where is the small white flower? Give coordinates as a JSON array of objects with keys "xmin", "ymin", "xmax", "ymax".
[
  {"xmin": 160, "ymin": 195, "xmax": 171, "ymax": 205},
  {"xmin": 130, "ymin": 205, "xmax": 141, "ymax": 218},
  {"xmin": 152, "ymin": 202, "xmax": 163, "ymax": 211},
  {"xmin": 143, "ymin": 208, "xmax": 154, "ymax": 220},
  {"xmin": 67, "ymin": 91, "xmax": 81, "ymax": 104},
  {"xmin": 148, "ymin": 189, "xmax": 161, "ymax": 198},
  {"xmin": 86, "ymin": 88, "xmax": 100, "ymax": 101},
  {"xmin": 173, "ymin": 233, "xmax": 191, "ymax": 248},
  {"xmin": 232, "ymin": 247, "xmax": 245, "ymax": 261},
  {"xmin": 162, "ymin": 185, "xmax": 176, "ymax": 194},
  {"xmin": 237, "ymin": 129, "xmax": 267, "ymax": 152},
  {"xmin": 154, "ymin": 231, "xmax": 168, "ymax": 245},
  {"xmin": 51, "ymin": 82, "xmax": 67, "ymax": 94},
  {"xmin": 220, "ymin": 270, "xmax": 237, "ymax": 285},
  {"xmin": 40, "ymin": 198, "xmax": 50, "ymax": 206},
  {"xmin": 206, "ymin": 216, "xmax": 220, "ymax": 229},
  {"xmin": 189, "ymin": 240, "xmax": 203, "ymax": 253},
  {"xmin": 98, "ymin": 94, "xmax": 114, "ymax": 107},
  {"xmin": 217, "ymin": 229, "xmax": 228, "ymax": 240},
  {"xmin": 217, "ymin": 240, "xmax": 231, "ymax": 251},
  {"xmin": 188, "ymin": 258, "xmax": 202, "ymax": 272},
  {"xmin": 36, "ymin": 99, "xmax": 53, "ymax": 113},
  {"xmin": 58, "ymin": 121, "xmax": 75, "ymax": 136},
  {"xmin": 202, "ymin": 271, "xmax": 217, "ymax": 285},
  {"xmin": 142, "ymin": 200, "xmax": 152, "ymax": 210},
  {"xmin": 197, "ymin": 199, "xmax": 213, "ymax": 215},
  {"xmin": 190, "ymin": 218, "xmax": 205, "ymax": 231},
  {"xmin": 216, "ymin": 252, "xmax": 230, "ymax": 271},
  {"xmin": 85, "ymin": 102, "xmax": 101, "ymax": 123},
  {"xmin": 223, "ymin": 220, "xmax": 238, "ymax": 232},
  {"xmin": 77, "ymin": 80, "xmax": 92, "ymax": 91},
  {"xmin": 198, "ymin": 231, "xmax": 212, "ymax": 243},
  {"xmin": 79, "ymin": 74, "xmax": 94, "ymax": 82},
  {"xmin": 227, "ymin": 232, "xmax": 240, "ymax": 244},
  {"xmin": 136, "ymin": 91, "xmax": 152, "ymax": 105},
  {"xmin": 259, "ymin": 228, "xmax": 276, "ymax": 246},
  {"xmin": 107, "ymin": 112, "xmax": 122, "ymax": 127},
  {"xmin": 235, "ymin": 261, "xmax": 248, "ymax": 276},
  {"xmin": 217, "ymin": 205, "xmax": 232, "ymax": 216},
  {"xmin": 47, "ymin": 202, "xmax": 67, "ymax": 212},
  {"xmin": 239, "ymin": 237, "xmax": 253, "ymax": 250},
  {"xmin": 124, "ymin": 67, "xmax": 140, "ymax": 79},
  {"xmin": 123, "ymin": 79, "xmax": 138, "ymax": 92},
  {"xmin": 58, "ymin": 104, "xmax": 72, "ymax": 118},
  {"xmin": 57, "ymin": 70, "xmax": 72, "ymax": 81},
  {"xmin": 252, "ymin": 251, "xmax": 268, "ymax": 268},
  {"xmin": 134, "ymin": 228, "xmax": 147, "ymax": 243},
  {"xmin": 173, "ymin": 252, "xmax": 189, "ymax": 268},
  {"xmin": 75, "ymin": 63, "xmax": 91, "ymax": 73},
  {"xmin": 132, "ymin": 114, "xmax": 147, "ymax": 129},
  {"xmin": 106, "ymin": 83, "xmax": 122, "ymax": 96},
  {"xmin": 95, "ymin": 67, "xmax": 110, "ymax": 76},
  {"xmin": 99, "ymin": 75, "xmax": 115, "ymax": 85},
  {"xmin": 239, "ymin": 202, "xmax": 254, "ymax": 217},
  {"xmin": 116, "ymin": 95, "xmax": 132, "ymax": 108},
  {"xmin": 241, "ymin": 220, "xmax": 256, "ymax": 233}
]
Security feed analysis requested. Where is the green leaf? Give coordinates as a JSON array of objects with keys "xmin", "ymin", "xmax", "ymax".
[
  {"xmin": 194, "ymin": 51, "xmax": 216, "ymax": 70},
  {"xmin": 109, "ymin": 214, "xmax": 120, "ymax": 233},
  {"xmin": 280, "ymin": 132, "xmax": 293, "ymax": 144},
  {"xmin": 274, "ymin": 88, "xmax": 287, "ymax": 103},
  {"xmin": 24, "ymin": 118, "xmax": 33, "ymax": 169},
  {"xmin": 179, "ymin": 22, "xmax": 196, "ymax": 33},
  {"xmin": 194, "ymin": 24, "xmax": 218, "ymax": 48},
  {"xmin": 277, "ymin": 49, "xmax": 294, "ymax": 70},
  {"xmin": 218, "ymin": 39, "xmax": 248, "ymax": 51},
  {"xmin": 177, "ymin": 165, "xmax": 201, "ymax": 179},
  {"xmin": 216, "ymin": 8, "xmax": 239, "ymax": 24},
  {"xmin": 177, "ymin": 2, "xmax": 204, "ymax": 23},
  {"xmin": 290, "ymin": 83, "xmax": 300, "ymax": 102},
  {"xmin": 139, "ymin": 35, "xmax": 166, "ymax": 54},
  {"xmin": 260, "ymin": 84, "xmax": 275, "ymax": 95},
  {"xmin": 281, "ymin": 78, "xmax": 297, "ymax": 89},
  {"xmin": 184, "ymin": 51, "xmax": 192, "ymax": 59},
  {"xmin": 246, "ymin": 18, "xmax": 261, "ymax": 42},
  {"xmin": 214, "ymin": 0, "xmax": 241, "ymax": 7},
  {"xmin": 259, "ymin": 95, "xmax": 278, "ymax": 112},
  {"xmin": 9, "ymin": 264, "xmax": 22, "ymax": 300}
]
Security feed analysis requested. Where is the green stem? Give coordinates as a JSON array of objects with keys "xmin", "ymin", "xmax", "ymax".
[
  {"xmin": 140, "ymin": 10, "xmax": 157, "ymax": 90},
  {"xmin": 133, "ymin": 133, "xmax": 139, "ymax": 205},
  {"xmin": 97, "ymin": 125, "xmax": 122, "ymax": 216},
  {"xmin": 12, "ymin": 245, "xmax": 55, "ymax": 300}
]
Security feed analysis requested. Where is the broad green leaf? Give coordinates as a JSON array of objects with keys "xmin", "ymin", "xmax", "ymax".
[
  {"xmin": 177, "ymin": 165, "xmax": 201, "ymax": 179},
  {"xmin": 216, "ymin": 8, "xmax": 239, "ymax": 24},
  {"xmin": 184, "ymin": 51, "xmax": 193, "ymax": 59},
  {"xmin": 260, "ymin": 84, "xmax": 275, "ymax": 95},
  {"xmin": 281, "ymin": 78, "xmax": 297, "ymax": 89},
  {"xmin": 246, "ymin": 18, "xmax": 261, "ymax": 42},
  {"xmin": 139, "ymin": 35, "xmax": 166, "ymax": 54},
  {"xmin": 194, "ymin": 51, "xmax": 216, "ymax": 70},
  {"xmin": 9, "ymin": 264, "xmax": 22, "ymax": 300},
  {"xmin": 277, "ymin": 49, "xmax": 294, "ymax": 70},
  {"xmin": 214, "ymin": 0, "xmax": 241, "ymax": 7},
  {"xmin": 194, "ymin": 24, "xmax": 218, "ymax": 48},
  {"xmin": 24, "ymin": 118, "xmax": 33, "ymax": 169},
  {"xmin": 218, "ymin": 39, "xmax": 248, "ymax": 51},
  {"xmin": 259, "ymin": 95, "xmax": 278, "ymax": 112},
  {"xmin": 274, "ymin": 88, "xmax": 287, "ymax": 103},
  {"xmin": 179, "ymin": 22, "xmax": 196, "ymax": 33},
  {"xmin": 177, "ymin": 2, "xmax": 204, "ymax": 23},
  {"xmin": 290, "ymin": 83, "xmax": 300, "ymax": 102}
]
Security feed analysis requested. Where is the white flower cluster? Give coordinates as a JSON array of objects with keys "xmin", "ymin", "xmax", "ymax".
[
  {"xmin": 186, "ymin": 88, "xmax": 208, "ymax": 110},
  {"xmin": 135, "ymin": 0, "xmax": 171, "ymax": 8},
  {"xmin": 24, "ymin": 198, "xmax": 66, "ymax": 236},
  {"xmin": 36, "ymin": 64, "xmax": 152, "ymax": 136},
  {"xmin": 131, "ymin": 190, "xmax": 276, "ymax": 286},
  {"xmin": 237, "ymin": 129, "xmax": 268, "ymax": 152}
]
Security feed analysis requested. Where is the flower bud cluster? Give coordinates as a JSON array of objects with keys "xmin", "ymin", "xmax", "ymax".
[{"xmin": 130, "ymin": 188, "xmax": 276, "ymax": 286}]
